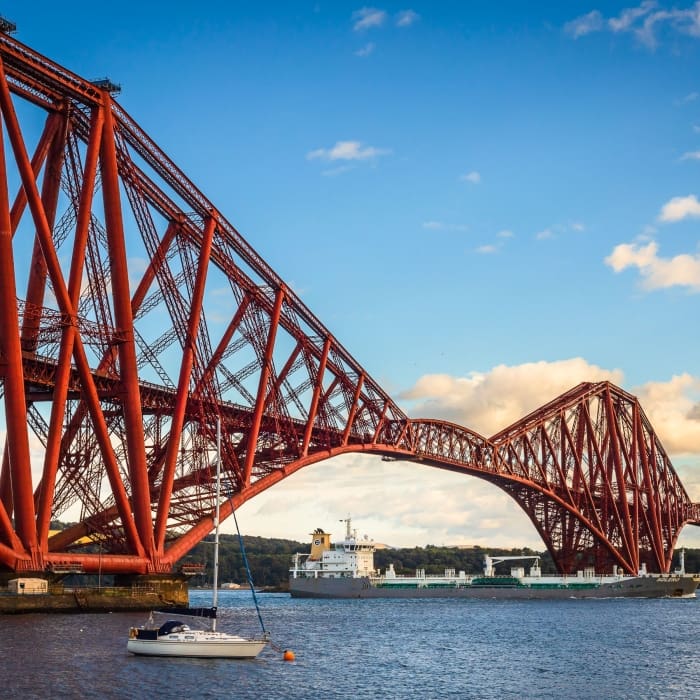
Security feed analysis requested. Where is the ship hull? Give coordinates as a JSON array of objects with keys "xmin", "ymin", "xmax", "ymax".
[{"xmin": 289, "ymin": 574, "xmax": 697, "ymax": 600}]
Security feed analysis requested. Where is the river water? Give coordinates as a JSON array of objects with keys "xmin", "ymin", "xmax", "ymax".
[{"xmin": 0, "ymin": 589, "xmax": 698, "ymax": 699}]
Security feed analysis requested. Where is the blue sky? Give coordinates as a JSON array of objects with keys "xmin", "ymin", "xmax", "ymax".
[{"xmin": 10, "ymin": 2, "xmax": 700, "ymax": 549}]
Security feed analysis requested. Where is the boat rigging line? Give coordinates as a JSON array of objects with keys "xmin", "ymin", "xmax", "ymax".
[{"xmin": 218, "ymin": 420, "xmax": 293, "ymax": 657}]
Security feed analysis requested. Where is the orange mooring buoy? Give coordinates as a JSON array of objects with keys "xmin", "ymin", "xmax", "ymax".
[{"xmin": 283, "ymin": 649, "xmax": 295, "ymax": 662}]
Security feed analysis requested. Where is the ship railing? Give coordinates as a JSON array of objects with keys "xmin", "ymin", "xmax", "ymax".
[{"xmin": 291, "ymin": 567, "xmax": 365, "ymax": 579}]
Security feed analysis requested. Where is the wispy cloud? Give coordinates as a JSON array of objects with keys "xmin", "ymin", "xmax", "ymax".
[
  {"xmin": 608, "ymin": 0, "xmax": 657, "ymax": 32},
  {"xmin": 471, "ymin": 228, "xmax": 514, "ymax": 253},
  {"xmin": 354, "ymin": 42, "xmax": 376, "ymax": 57},
  {"xmin": 564, "ymin": 10, "xmax": 604, "ymax": 38},
  {"xmin": 460, "ymin": 171, "xmax": 481, "ymax": 184},
  {"xmin": 565, "ymin": 2, "xmax": 700, "ymax": 49},
  {"xmin": 605, "ymin": 239, "xmax": 700, "ymax": 291},
  {"xmin": 351, "ymin": 7, "xmax": 418, "ymax": 56},
  {"xmin": 396, "ymin": 9, "xmax": 420, "ymax": 27},
  {"xmin": 658, "ymin": 194, "xmax": 700, "ymax": 221},
  {"xmin": 307, "ymin": 140, "xmax": 391, "ymax": 162},
  {"xmin": 535, "ymin": 221, "xmax": 585, "ymax": 240},
  {"xmin": 677, "ymin": 91, "xmax": 699, "ymax": 106},
  {"xmin": 352, "ymin": 7, "xmax": 387, "ymax": 31},
  {"xmin": 681, "ymin": 150, "xmax": 700, "ymax": 160}
]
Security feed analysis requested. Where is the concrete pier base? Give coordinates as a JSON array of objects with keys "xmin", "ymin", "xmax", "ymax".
[{"xmin": 0, "ymin": 573, "xmax": 190, "ymax": 614}]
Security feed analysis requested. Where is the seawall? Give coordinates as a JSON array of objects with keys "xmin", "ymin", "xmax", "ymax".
[{"xmin": 0, "ymin": 574, "xmax": 190, "ymax": 614}]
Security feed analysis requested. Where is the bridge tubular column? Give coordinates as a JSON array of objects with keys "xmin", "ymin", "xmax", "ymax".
[
  {"xmin": 372, "ymin": 400, "xmax": 390, "ymax": 443},
  {"xmin": 243, "ymin": 286, "xmax": 285, "ymax": 486},
  {"xmin": 301, "ymin": 336, "xmax": 331, "ymax": 456},
  {"xmin": 20, "ymin": 109, "xmax": 68, "ymax": 354},
  {"xmin": 604, "ymin": 388, "xmax": 637, "ymax": 571},
  {"xmin": 9, "ymin": 111, "xmax": 62, "ymax": 235},
  {"xmin": 0, "ymin": 492, "xmax": 21, "ymax": 549},
  {"xmin": 129, "ymin": 219, "xmax": 179, "ymax": 313},
  {"xmin": 632, "ymin": 404, "xmax": 660, "ymax": 570},
  {"xmin": 155, "ymin": 215, "xmax": 218, "ymax": 550},
  {"xmin": 0, "ymin": 69, "xmax": 37, "ymax": 554},
  {"xmin": 341, "ymin": 373, "xmax": 365, "ymax": 446},
  {"xmin": 36, "ymin": 105, "xmax": 105, "ymax": 548},
  {"xmin": 0, "ymin": 539, "xmax": 20, "ymax": 569},
  {"xmin": 99, "ymin": 97, "xmax": 154, "ymax": 560}
]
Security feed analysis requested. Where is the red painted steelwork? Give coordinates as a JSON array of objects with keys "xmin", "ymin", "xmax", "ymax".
[{"xmin": 0, "ymin": 30, "xmax": 696, "ymax": 579}]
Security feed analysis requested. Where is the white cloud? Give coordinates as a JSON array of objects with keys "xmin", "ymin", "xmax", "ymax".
[
  {"xmin": 564, "ymin": 10, "xmax": 605, "ymax": 38},
  {"xmin": 399, "ymin": 359, "xmax": 700, "ymax": 460},
  {"xmin": 681, "ymin": 150, "xmax": 700, "ymax": 160},
  {"xmin": 236, "ymin": 453, "xmax": 544, "ymax": 548},
  {"xmin": 605, "ymin": 240, "xmax": 658, "ymax": 271},
  {"xmin": 307, "ymin": 140, "xmax": 390, "ymax": 162},
  {"xmin": 396, "ymin": 10, "xmax": 420, "ymax": 27},
  {"xmin": 352, "ymin": 7, "xmax": 387, "ymax": 31},
  {"xmin": 475, "ymin": 244, "xmax": 498, "ymax": 254},
  {"xmin": 354, "ymin": 42, "xmax": 376, "ymax": 57},
  {"xmin": 398, "ymin": 359, "xmax": 624, "ymax": 437},
  {"xmin": 605, "ymin": 240, "xmax": 700, "ymax": 291},
  {"xmin": 460, "ymin": 171, "xmax": 481, "ymax": 184},
  {"xmin": 570, "ymin": 221, "xmax": 586, "ymax": 232},
  {"xmin": 535, "ymin": 228, "xmax": 553, "ymax": 240},
  {"xmin": 497, "ymin": 229, "xmax": 514, "ymax": 238},
  {"xmin": 658, "ymin": 194, "xmax": 700, "ymax": 221},
  {"xmin": 635, "ymin": 374, "xmax": 700, "ymax": 455}
]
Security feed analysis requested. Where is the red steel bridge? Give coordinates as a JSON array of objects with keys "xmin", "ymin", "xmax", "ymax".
[{"xmin": 0, "ymin": 27, "xmax": 697, "ymax": 579}]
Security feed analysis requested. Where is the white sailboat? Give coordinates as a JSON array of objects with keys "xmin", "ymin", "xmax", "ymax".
[{"xmin": 127, "ymin": 420, "xmax": 269, "ymax": 658}]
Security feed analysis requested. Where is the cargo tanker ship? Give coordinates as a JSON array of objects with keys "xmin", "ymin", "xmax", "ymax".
[{"xmin": 289, "ymin": 520, "xmax": 697, "ymax": 599}]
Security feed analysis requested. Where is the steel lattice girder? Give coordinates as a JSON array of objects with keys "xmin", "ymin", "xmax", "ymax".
[
  {"xmin": 0, "ymin": 30, "xmax": 696, "ymax": 577},
  {"xmin": 488, "ymin": 382, "xmax": 698, "ymax": 574}
]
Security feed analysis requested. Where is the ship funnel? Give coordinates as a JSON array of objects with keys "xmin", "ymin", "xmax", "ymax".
[{"xmin": 309, "ymin": 528, "xmax": 331, "ymax": 560}]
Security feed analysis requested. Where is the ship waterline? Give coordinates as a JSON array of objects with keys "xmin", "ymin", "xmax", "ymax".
[{"xmin": 289, "ymin": 520, "xmax": 697, "ymax": 600}]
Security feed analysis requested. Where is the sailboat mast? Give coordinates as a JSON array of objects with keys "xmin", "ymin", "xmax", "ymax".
[{"xmin": 212, "ymin": 417, "xmax": 221, "ymax": 631}]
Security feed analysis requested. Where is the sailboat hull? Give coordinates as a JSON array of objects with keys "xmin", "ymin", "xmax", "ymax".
[{"xmin": 127, "ymin": 629, "xmax": 267, "ymax": 658}]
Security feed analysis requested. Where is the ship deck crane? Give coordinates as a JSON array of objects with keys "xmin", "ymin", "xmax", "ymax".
[{"xmin": 484, "ymin": 554, "xmax": 541, "ymax": 577}]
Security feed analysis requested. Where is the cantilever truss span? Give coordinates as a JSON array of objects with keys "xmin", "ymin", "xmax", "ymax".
[{"xmin": 0, "ymin": 31, "xmax": 696, "ymax": 577}]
